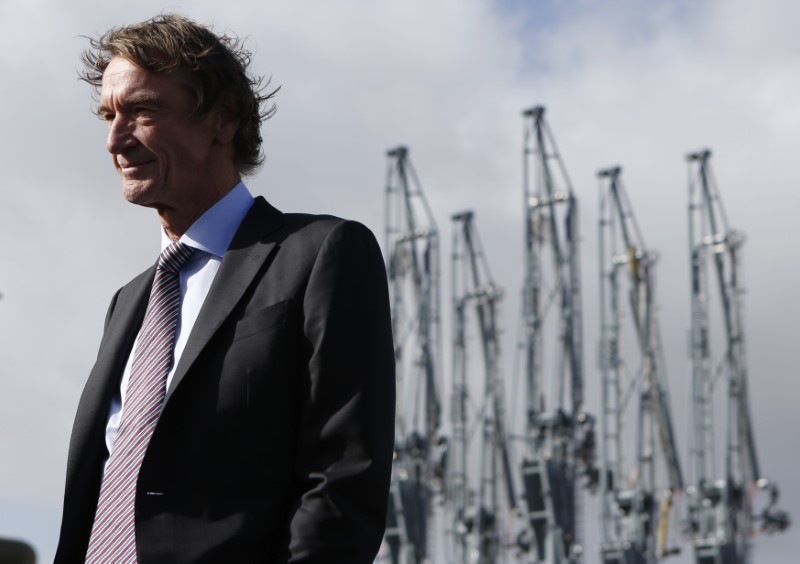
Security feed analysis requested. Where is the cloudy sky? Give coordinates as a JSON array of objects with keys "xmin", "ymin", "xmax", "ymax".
[{"xmin": 1, "ymin": 0, "xmax": 798, "ymax": 561}]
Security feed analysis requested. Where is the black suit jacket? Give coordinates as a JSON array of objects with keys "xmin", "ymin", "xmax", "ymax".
[{"xmin": 55, "ymin": 197, "xmax": 395, "ymax": 563}]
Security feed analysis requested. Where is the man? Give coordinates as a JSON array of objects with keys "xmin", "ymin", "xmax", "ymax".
[{"xmin": 55, "ymin": 14, "xmax": 395, "ymax": 563}]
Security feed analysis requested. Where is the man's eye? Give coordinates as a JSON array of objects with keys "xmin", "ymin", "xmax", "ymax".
[{"xmin": 99, "ymin": 112, "xmax": 115, "ymax": 122}]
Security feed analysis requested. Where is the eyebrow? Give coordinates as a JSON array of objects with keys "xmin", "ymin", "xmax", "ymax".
[{"xmin": 97, "ymin": 92, "xmax": 164, "ymax": 116}]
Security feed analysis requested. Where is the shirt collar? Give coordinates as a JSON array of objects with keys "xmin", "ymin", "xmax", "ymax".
[{"xmin": 160, "ymin": 181, "xmax": 255, "ymax": 258}]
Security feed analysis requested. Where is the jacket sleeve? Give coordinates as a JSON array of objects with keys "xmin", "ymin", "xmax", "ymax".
[{"xmin": 287, "ymin": 220, "xmax": 396, "ymax": 563}]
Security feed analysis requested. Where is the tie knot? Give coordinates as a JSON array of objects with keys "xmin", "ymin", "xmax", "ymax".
[{"xmin": 158, "ymin": 241, "xmax": 196, "ymax": 274}]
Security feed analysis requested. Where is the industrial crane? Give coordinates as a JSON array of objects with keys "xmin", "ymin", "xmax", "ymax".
[
  {"xmin": 517, "ymin": 106, "xmax": 596, "ymax": 564},
  {"xmin": 597, "ymin": 166, "xmax": 684, "ymax": 563},
  {"xmin": 449, "ymin": 210, "xmax": 516, "ymax": 564},
  {"xmin": 685, "ymin": 150, "xmax": 789, "ymax": 564},
  {"xmin": 383, "ymin": 146, "xmax": 442, "ymax": 564}
]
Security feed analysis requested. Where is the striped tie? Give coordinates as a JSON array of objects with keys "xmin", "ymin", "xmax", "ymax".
[{"xmin": 86, "ymin": 241, "xmax": 196, "ymax": 563}]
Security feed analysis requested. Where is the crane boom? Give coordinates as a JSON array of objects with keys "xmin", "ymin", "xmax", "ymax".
[
  {"xmin": 597, "ymin": 166, "xmax": 683, "ymax": 564},
  {"xmin": 449, "ymin": 210, "xmax": 516, "ymax": 564},
  {"xmin": 518, "ymin": 106, "xmax": 595, "ymax": 564},
  {"xmin": 686, "ymin": 149, "xmax": 788, "ymax": 564},
  {"xmin": 383, "ymin": 146, "xmax": 442, "ymax": 564}
]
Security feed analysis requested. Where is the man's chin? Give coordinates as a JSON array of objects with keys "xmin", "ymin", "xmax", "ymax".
[{"xmin": 122, "ymin": 181, "xmax": 158, "ymax": 207}]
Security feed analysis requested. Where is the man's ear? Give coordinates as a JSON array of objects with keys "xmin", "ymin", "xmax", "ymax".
[{"xmin": 214, "ymin": 94, "xmax": 239, "ymax": 144}]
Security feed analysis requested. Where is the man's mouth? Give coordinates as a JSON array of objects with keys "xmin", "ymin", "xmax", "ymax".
[{"xmin": 118, "ymin": 159, "xmax": 156, "ymax": 175}]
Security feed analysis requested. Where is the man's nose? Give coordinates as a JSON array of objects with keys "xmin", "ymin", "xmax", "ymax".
[{"xmin": 106, "ymin": 115, "xmax": 137, "ymax": 154}]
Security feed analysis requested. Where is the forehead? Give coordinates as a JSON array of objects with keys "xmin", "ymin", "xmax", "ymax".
[{"xmin": 100, "ymin": 56, "xmax": 190, "ymax": 107}]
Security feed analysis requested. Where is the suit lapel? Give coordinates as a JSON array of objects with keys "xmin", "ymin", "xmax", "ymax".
[{"xmin": 165, "ymin": 197, "xmax": 283, "ymax": 401}]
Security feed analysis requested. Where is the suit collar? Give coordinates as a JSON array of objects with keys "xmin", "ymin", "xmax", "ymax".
[{"xmin": 165, "ymin": 196, "xmax": 283, "ymax": 400}]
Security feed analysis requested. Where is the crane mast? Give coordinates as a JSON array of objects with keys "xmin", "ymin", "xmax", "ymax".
[
  {"xmin": 449, "ymin": 210, "xmax": 517, "ymax": 564},
  {"xmin": 383, "ymin": 146, "xmax": 442, "ymax": 564},
  {"xmin": 597, "ymin": 166, "xmax": 684, "ymax": 564},
  {"xmin": 685, "ymin": 149, "xmax": 788, "ymax": 564},
  {"xmin": 518, "ymin": 106, "xmax": 595, "ymax": 564}
]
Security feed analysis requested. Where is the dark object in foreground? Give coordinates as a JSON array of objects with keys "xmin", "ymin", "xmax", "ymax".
[{"xmin": 0, "ymin": 538, "xmax": 35, "ymax": 564}]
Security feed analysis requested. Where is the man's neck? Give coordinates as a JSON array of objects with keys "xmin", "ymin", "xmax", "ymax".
[{"xmin": 158, "ymin": 176, "xmax": 242, "ymax": 241}]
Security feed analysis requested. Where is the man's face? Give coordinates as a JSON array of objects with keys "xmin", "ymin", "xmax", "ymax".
[{"xmin": 98, "ymin": 57, "xmax": 224, "ymax": 212}]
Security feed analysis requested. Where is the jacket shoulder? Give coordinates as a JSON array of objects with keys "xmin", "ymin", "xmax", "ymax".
[{"xmin": 277, "ymin": 213, "xmax": 380, "ymax": 252}]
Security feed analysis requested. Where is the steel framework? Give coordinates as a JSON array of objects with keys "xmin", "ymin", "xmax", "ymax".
[
  {"xmin": 383, "ymin": 146, "xmax": 442, "ymax": 564},
  {"xmin": 597, "ymin": 166, "xmax": 684, "ymax": 564},
  {"xmin": 685, "ymin": 150, "xmax": 788, "ymax": 564},
  {"xmin": 449, "ymin": 210, "xmax": 516, "ymax": 564},
  {"xmin": 518, "ymin": 106, "xmax": 596, "ymax": 564}
]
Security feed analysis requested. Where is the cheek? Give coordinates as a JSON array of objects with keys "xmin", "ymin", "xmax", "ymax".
[
  {"xmin": 166, "ymin": 143, "xmax": 204, "ymax": 172},
  {"xmin": 189, "ymin": 141, "xmax": 215, "ymax": 163},
  {"xmin": 147, "ymin": 126, "xmax": 216, "ymax": 172},
  {"xmin": 185, "ymin": 126, "xmax": 219, "ymax": 160}
]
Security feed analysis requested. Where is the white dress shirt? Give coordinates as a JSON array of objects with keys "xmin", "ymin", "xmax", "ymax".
[{"xmin": 104, "ymin": 181, "xmax": 255, "ymax": 457}]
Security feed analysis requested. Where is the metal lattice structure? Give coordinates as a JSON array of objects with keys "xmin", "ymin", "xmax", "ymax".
[
  {"xmin": 517, "ymin": 106, "xmax": 596, "ymax": 564},
  {"xmin": 449, "ymin": 211, "xmax": 516, "ymax": 564},
  {"xmin": 383, "ymin": 146, "xmax": 442, "ymax": 564},
  {"xmin": 597, "ymin": 166, "xmax": 684, "ymax": 564},
  {"xmin": 685, "ymin": 150, "xmax": 789, "ymax": 564}
]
